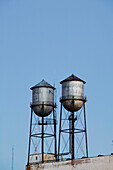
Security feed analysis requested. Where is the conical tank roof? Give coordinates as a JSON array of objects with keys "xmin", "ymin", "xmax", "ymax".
[
  {"xmin": 31, "ymin": 79, "xmax": 55, "ymax": 90},
  {"xmin": 60, "ymin": 74, "xmax": 86, "ymax": 84}
]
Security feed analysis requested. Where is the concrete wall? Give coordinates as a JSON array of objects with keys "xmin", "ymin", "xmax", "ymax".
[{"xmin": 26, "ymin": 155, "xmax": 113, "ymax": 170}]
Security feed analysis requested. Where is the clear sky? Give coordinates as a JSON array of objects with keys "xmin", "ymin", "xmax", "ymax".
[{"xmin": 0, "ymin": 0, "xmax": 113, "ymax": 169}]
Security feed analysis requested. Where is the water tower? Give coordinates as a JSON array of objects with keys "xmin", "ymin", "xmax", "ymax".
[
  {"xmin": 58, "ymin": 74, "xmax": 88, "ymax": 161},
  {"xmin": 27, "ymin": 80, "xmax": 57, "ymax": 165}
]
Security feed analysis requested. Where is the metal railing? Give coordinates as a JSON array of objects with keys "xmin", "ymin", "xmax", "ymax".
[
  {"xmin": 30, "ymin": 101, "xmax": 55, "ymax": 106},
  {"xmin": 60, "ymin": 95, "xmax": 86, "ymax": 101}
]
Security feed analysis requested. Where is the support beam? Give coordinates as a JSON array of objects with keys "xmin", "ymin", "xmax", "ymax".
[
  {"xmin": 72, "ymin": 99, "xmax": 75, "ymax": 160},
  {"xmin": 83, "ymin": 103, "xmax": 88, "ymax": 158},
  {"xmin": 53, "ymin": 108, "xmax": 57, "ymax": 161},
  {"xmin": 58, "ymin": 102, "xmax": 62, "ymax": 160},
  {"xmin": 42, "ymin": 104, "xmax": 44, "ymax": 163},
  {"xmin": 27, "ymin": 109, "xmax": 33, "ymax": 165}
]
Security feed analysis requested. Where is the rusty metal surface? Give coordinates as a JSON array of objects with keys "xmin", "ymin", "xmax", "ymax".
[
  {"xmin": 26, "ymin": 155, "xmax": 113, "ymax": 170},
  {"xmin": 26, "ymin": 164, "xmax": 39, "ymax": 170},
  {"xmin": 62, "ymin": 100, "xmax": 83, "ymax": 112}
]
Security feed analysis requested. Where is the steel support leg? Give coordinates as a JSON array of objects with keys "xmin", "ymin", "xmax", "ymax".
[
  {"xmin": 27, "ymin": 109, "xmax": 33, "ymax": 165},
  {"xmin": 42, "ymin": 104, "xmax": 44, "ymax": 163},
  {"xmin": 53, "ymin": 108, "xmax": 57, "ymax": 161},
  {"xmin": 58, "ymin": 102, "xmax": 62, "ymax": 160},
  {"xmin": 72, "ymin": 99, "xmax": 75, "ymax": 160},
  {"xmin": 83, "ymin": 103, "xmax": 88, "ymax": 157}
]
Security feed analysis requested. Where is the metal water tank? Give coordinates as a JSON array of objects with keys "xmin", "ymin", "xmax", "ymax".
[
  {"xmin": 60, "ymin": 74, "xmax": 86, "ymax": 112},
  {"xmin": 30, "ymin": 80, "xmax": 55, "ymax": 117}
]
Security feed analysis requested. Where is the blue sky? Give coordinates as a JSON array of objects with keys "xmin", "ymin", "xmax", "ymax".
[{"xmin": 0, "ymin": 0, "xmax": 113, "ymax": 169}]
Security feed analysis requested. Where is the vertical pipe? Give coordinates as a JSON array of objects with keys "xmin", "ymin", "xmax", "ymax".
[
  {"xmin": 72, "ymin": 99, "xmax": 75, "ymax": 160},
  {"xmin": 27, "ymin": 109, "xmax": 33, "ymax": 165},
  {"xmin": 42, "ymin": 104, "xmax": 44, "ymax": 163},
  {"xmin": 12, "ymin": 145, "xmax": 14, "ymax": 170},
  {"xmin": 69, "ymin": 115, "xmax": 72, "ymax": 154},
  {"xmin": 83, "ymin": 103, "xmax": 88, "ymax": 157},
  {"xmin": 58, "ymin": 102, "xmax": 62, "ymax": 161},
  {"xmin": 53, "ymin": 108, "xmax": 57, "ymax": 161}
]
